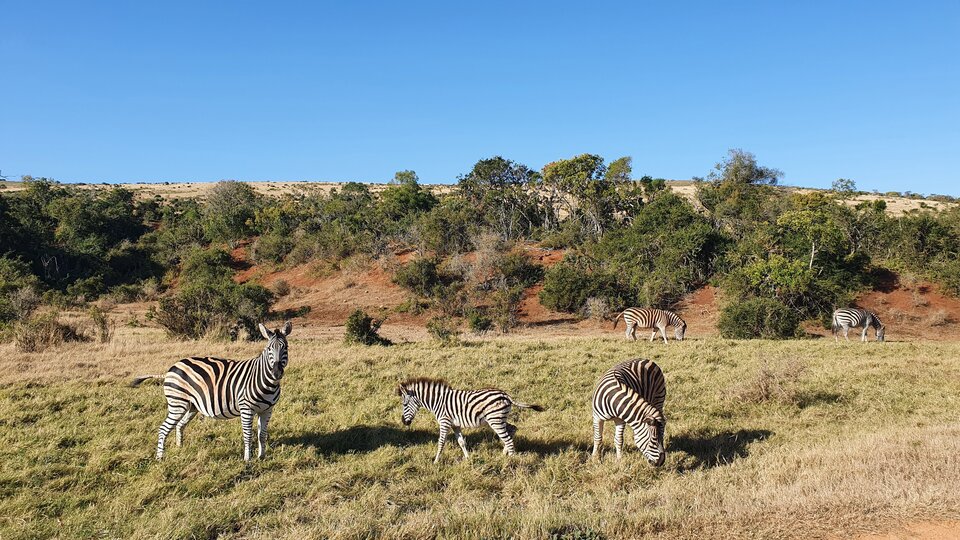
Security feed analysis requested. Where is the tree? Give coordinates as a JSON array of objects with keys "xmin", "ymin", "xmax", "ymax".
[
  {"xmin": 458, "ymin": 157, "xmax": 540, "ymax": 241},
  {"xmin": 379, "ymin": 170, "xmax": 438, "ymax": 226},
  {"xmin": 202, "ymin": 181, "xmax": 262, "ymax": 244},
  {"xmin": 695, "ymin": 149, "xmax": 783, "ymax": 237},
  {"xmin": 541, "ymin": 154, "xmax": 640, "ymax": 239}
]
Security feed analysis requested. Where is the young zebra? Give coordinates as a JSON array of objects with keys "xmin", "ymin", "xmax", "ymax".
[
  {"xmin": 592, "ymin": 358, "xmax": 667, "ymax": 465},
  {"xmin": 832, "ymin": 308, "xmax": 885, "ymax": 342},
  {"xmin": 397, "ymin": 378, "xmax": 544, "ymax": 463},
  {"xmin": 613, "ymin": 307, "xmax": 686, "ymax": 343},
  {"xmin": 130, "ymin": 321, "xmax": 292, "ymax": 461}
]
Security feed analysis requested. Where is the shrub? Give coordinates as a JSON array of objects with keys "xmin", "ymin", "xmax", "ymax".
[
  {"xmin": 251, "ymin": 232, "xmax": 294, "ymax": 265},
  {"xmin": 539, "ymin": 262, "xmax": 625, "ymax": 315},
  {"xmin": 717, "ymin": 297, "xmax": 800, "ymax": 339},
  {"xmin": 272, "ymin": 279, "xmax": 291, "ymax": 298},
  {"xmin": 426, "ymin": 315, "xmax": 459, "ymax": 345},
  {"xmin": 491, "ymin": 285, "xmax": 524, "ymax": 333},
  {"xmin": 495, "ymin": 252, "xmax": 544, "ymax": 288},
  {"xmin": 14, "ymin": 312, "xmax": 86, "ymax": 352},
  {"xmin": 584, "ymin": 297, "xmax": 611, "ymax": 321},
  {"xmin": 393, "ymin": 258, "xmax": 441, "ymax": 297},
  {"xmin": 88, "ymin": 306, "xmax": 114, "ymax": 343},
  {"xmin": 0, "ymin": 256, "xmax": 42, "ymax": 323},
  {"xmin": 344, "ymin": 309, "xmax": 391, "ymax": 346},
  {"xmin": 466, "ymin": 310, "xmax": 493, "ymax": 336}
]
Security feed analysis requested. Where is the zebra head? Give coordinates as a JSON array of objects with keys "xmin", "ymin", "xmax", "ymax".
[
  {"xmin": 397, "ymin": 383, "xmax": 420, "ymax": 426},
  {"xmin": 674, "ymin": 323, "xmax": 687, "ymax": 341},
  {"xmin": 876, "ymin": 324, "xmax": 885, "ymax": 342},
  {"xmin": 640, "ymin": 415, "xmax": 667, "ymax": 467},
  {"xmin": 258, "ymin": 321, "xmax": 292, "ymax": 379}
]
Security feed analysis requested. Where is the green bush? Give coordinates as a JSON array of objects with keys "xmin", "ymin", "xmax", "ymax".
[
  {"xmin": 156, "ymin": 248, "xmax": 274, "ymax": 339},
  {"xmin": 539, "ymin": 262, "xmax": 626, "ymax": 314},
  {"xmin": 426, "ymin": 315, "xmax": 459, "ymax": 345},
  {"xmin": 344, "ymin": 309, "xmax": 391, "ymax": 346},
  {"xmin": 0, "ymin": 256, "xmax": 42, "ymax": 323},
  {"xmin": 495, "ymin": 252, "xmax": 544, "ymax": 288},
  {"xmin": 717, "ymin": 297, "xmax": 800, "ymax": 339},
  {"xmin": 392, "ymin": 258, "xmax": 441, "ymax": 297},
  {"xmin": 466, "ymin": 310, "xmax": 493, "ymax": 335}
]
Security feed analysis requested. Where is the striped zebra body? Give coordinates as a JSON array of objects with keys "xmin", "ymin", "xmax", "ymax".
[
  {"xmin": 832, "ymin": 308, "xmax": 885, "ymax": 342},
  {"xmin": 614, "ymin": 307, "xmax": 686, "ymax": 343},
  {"xmin": 591, "ymin": 358, "xmax": 667, "ymax": 465},
  {"xmin": 132, "ymin": 321, "xmax": 292, "ymax": 461},
  {"xmin": 398, "ymin": 378, "xmax": 544, "ymax": 463}
]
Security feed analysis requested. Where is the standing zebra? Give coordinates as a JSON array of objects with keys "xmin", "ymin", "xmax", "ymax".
[
  {"xmin": 832, "ymin": 308, "xmax": 885, "ymax": 342},
  {"xmin": 592, "ymin": 358, "xmax": 667, "ymax": 465},
  {"xmin": 613, "ymin": 307, "xmax": 686, "ymax": 343},
  {"xmin": 397, "ymin": 378, "xmax": 544, "ymax": 463},
  {"xmin": 131, "ymin": 321, "xmax": 293, "ymax": 461}
]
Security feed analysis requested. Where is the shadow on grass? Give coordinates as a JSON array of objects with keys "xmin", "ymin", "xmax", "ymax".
[
  {"xmin": 670, "ymin": 428, "xmax": 772, "ymax": 471},
  {"xmin": 278, "ymin": 424, "xmax": 436, "ymax": 456}
]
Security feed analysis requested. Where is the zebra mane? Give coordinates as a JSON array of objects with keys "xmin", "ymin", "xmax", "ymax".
[{"xmin": 400, "ymin": 377, "xmax": 450, "ymax": 389}]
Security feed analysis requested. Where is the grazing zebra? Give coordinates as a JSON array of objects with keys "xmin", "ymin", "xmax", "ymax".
[
  {"xmin": 397, "ymin": 378, "xmax": 544, "ymax": 463},
  {"xmin": 613, "ymin": 307, "xmax": 687, "ymax": 343},
  {"xmin": 130, "ymin": 321, "xmax": 292, "ymax": 461},
  {"xmin": 832, "ymin": 308, "xmax": 885, "ymax": 342},
  {"xmin": 592, "ymin": 358, "xmax": 667, "ymax": 465}
]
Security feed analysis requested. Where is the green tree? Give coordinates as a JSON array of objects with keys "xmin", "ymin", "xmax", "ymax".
[{"xmin": 202, "ymin": 181, "xmax": 262, "ymax": 244}]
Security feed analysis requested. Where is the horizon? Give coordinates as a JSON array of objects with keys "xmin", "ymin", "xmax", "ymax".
[{"xmin": 2, "ymin": 2, "xmax": 958, "ymax": 195}]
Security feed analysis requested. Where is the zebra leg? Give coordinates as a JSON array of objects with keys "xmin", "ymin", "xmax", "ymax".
[
  {"xmin": 488, "ymin": 417, "xmax": 516, "ymax": 455},
  {"xmin": 175, "ymin": 406, "xmax": 198, "ymax": 447},
  {"xmin": 257, "ymin": 407, "xmax": 273, "ymax": 459},
  {"xmin": 660, "ymin": 325, "xmax": 669, "ymax": 344},
  {"xmin": 843, "ymin": 325, "xmax": 850, "ymax": 341},
  {"xmin": 861, "ymin": 325, "xmax": 868, "ymax": 342},
  {"xmin": 453, "ymin": 427, "xmax": 469, "ymax": 459},
  {"xmin": 592, "ymin": 417, "xmax": 604, "ymax": 458},
  {"xmin": 156, "ymin": 400, "xmax": 188, "ymax": 460},
  {"xmin": 434, "ymin": 419, "xmax": 451, "ymax": 463},
  {"xmin": 614, "ymin": 422, "xmax": 625, "ymax": 460},
  {"xmin": 625, "ymin": 325, "xmax": 633, "ymax": 341},
  {"xmin": 241, "ymin": 409, "xmax": 255, "ymax": 462}
]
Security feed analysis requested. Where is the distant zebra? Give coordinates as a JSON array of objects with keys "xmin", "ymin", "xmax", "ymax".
[
  {"xmin": 832, "ymin": 308, "xmax": 885, "ymax": 342},
  {"xmin": 613, "ymin": 307, "xmax": 687, "ymax": 343},
  {"xmin": 397, "ymin": 378, "xmax": 544, "ymax": 463},
  {"xmin": 592, "ymin": 358, "xmax": 666, "ymax": 465},
  {"xmin": 131, "ymin": 321, "xmax": 293, "ymax": 461}
]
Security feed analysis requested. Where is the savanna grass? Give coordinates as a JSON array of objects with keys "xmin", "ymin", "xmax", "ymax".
[{"xmin": 2, "ymin": 330, "xmax": 960, "ymax": 539}]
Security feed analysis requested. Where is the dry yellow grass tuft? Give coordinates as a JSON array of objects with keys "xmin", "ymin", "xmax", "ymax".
[{"xmin": 3, "ymin": 328, "xmax": 960, "ymax": 538}]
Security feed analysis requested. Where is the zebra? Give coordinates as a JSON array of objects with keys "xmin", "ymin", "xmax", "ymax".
[
  {"xmin": 397, "ymin": 378, "xmax": 544, "ymax": 463},
  {"xmin": 592, "ymin": 358, "xmax": 667, "ymax": 465},
  {"xmin": 130, "ymin": 321, "xmax": 292, "ymax": 461},
  {"xmin": 613, "ymin": 307, "xmax": 686, "ymax": 343},
  {"xmin": 832, "ymin": 308, "xmax": 885, "ymax": 342}
]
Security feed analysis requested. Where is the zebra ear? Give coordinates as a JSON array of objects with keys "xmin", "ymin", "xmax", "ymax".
[
  {"xmin": 258, "ymin": 323, "xmax": 272, "ymax": 340},
  {"xmin": 281, "ymin": 321, "xmax": 293, "ymax": 336},
  {"xmin": 396, "ymin": 383, "xmax": 404, "ymax": 396}
]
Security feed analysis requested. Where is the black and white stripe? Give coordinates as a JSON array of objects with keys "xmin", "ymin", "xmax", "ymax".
[
  {"xmin": 832, "ymin": 308, "xmax": 885, "ymax": 342},
  {"xmin": 398, "ymin": 378, "xmax": 544, "ymax": 463},
  {"xmin": 614, "ymin": 307, "xmax": 687, "ymax": 343},
  {"xmin": 591, "ymin": 358, "xmax": 667, "ymax": 465},
  {"xmin": 131, "ymin": 321, "xmax": 292, "ymax": 461}
]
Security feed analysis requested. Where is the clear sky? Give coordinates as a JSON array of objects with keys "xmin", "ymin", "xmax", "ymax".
[{"xmin": 1, "ymin": 2, "xmax": 958, "ymax": 194}]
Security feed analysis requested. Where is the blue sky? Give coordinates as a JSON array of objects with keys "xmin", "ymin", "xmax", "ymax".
[{"xmin": 1, "ymin": 2, "xmax": 958, "ymax": 194}]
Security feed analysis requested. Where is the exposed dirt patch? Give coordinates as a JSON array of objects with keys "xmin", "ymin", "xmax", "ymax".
[
  {"xmin": 675, "ymin": 284, "xmax": 721, "ymax": 338},
  {"xmin": 852, "ymin": 521, "xmax": 960, "ymax": 540}
]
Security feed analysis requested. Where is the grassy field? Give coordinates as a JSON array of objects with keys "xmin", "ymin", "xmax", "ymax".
[{"xmin": 3, "ymin": 329, "xmax": 960, "ymax": 539}]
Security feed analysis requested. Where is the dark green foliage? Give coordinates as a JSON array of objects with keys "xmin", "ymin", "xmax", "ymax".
[
  {"xmin": 539, "ymin": 262, "xmax": 625, "ymax": 314},
  {"xmin": 155, "ymin": 248, "xmax": 273, "ymax": 339},
  {"xmin": 379, "ymin": 171, "xmax": 438, "ymax": 227},
  {"xmin": 344, "ymin": 309, "xmax": 391, "ymax": 346},
  {"xmin": 0, "ymin": 256, "xmax": 42, "ymax": 323},
  {"xmin": 490, "ymin": 285, "xmax": 524, "ymax": 333},
  {"xmin": 202, "ymin": 181, "xmax": 262, "ymax": 243},
  {"xmin": 415, "ymin": 198, "xmax": 475, "ymax": 256},
  {"xmin": 392, "ymin": 258, "xmax": 441, "ymax": 297},
  {"xmin": 718, "ymin": 297, "xmax": 800, "ymax": 339},
  {"xmin": 494, "ymin": 252, "xmax": 544, "ymax": 288},
  {"xmin": 466, "ymin": 309, "xmax": 493, "ymax": 335},
  {"xmin": 458, "ymin": 156, "xmax": 542, "ymax": 240}
]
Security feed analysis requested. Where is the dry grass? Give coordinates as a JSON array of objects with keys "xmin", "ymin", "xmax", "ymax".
[{"xmin": 3, "ymin": 329, "xmax": 960, "ymax": 539}]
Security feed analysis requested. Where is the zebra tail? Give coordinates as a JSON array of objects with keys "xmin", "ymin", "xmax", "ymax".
[
  {"xmin": 612, "ymin": 312, "xmax": 623, "ymax": 330},
  {"xmin": 130, "ymin": 375, "xmax": 163, "ymax": 388},
  {"xmin": 513, "ymin": 401, "xmax": 545, "ymax": 412},
  {"xmin": 831, "ymin": 315, "xmax": 839, "ymax": 335}
]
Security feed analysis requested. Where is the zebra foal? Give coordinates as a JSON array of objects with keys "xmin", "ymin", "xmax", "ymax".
[
  {"xmin": 131, "ymin": 321, "xmax": 292, "ymax": 461},
  {"xmin": 613, "ymin": 307, "xmax": 686, "ymax": 343},
  {"xmin": 832, "ymin": 308, "xmax": 885, "ymax": 342},
  {"xmin": 592, "ymin": 359, "xmax": 667, "ymax": 465},
  {"xmin": 397, "ymin": 378, "xmax": 544, "ymax": 463}
]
